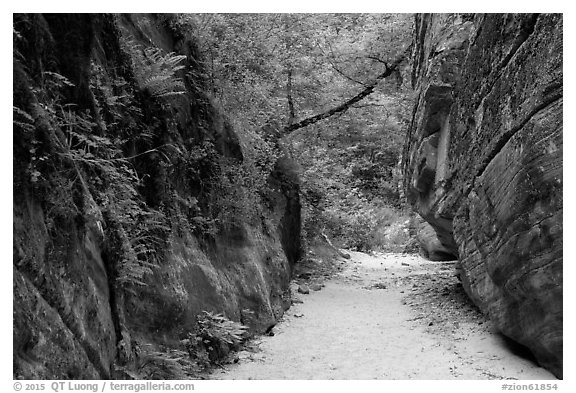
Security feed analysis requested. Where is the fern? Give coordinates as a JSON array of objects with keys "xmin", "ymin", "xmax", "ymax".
[
  {"xmin": 133, "ymin": 345, "xmax": 195, "ymax": 380},
  {"xmin": 125, "ymin": 40, "xmax": 187, "ymax": 98},
  {"xmin": 17, "ymin": 39, "xmax": 170, "ymax": 295},
  {"xmin": 182, "ymin": 311, "xmax": 249, "ymax": 367},
  {"xmin": 197, "ymin": 311, "xmax": 248, "ymax": 346},
  {"xmin": 110, "ymin": 192, "xmax": 169, "ymax": 291},
  {"xmin": 13, "ymin": 106, "xmax": 35, "ymax": 132},
  {"xmin": 49, "ymin": 104, "xmax": 168, "ymax": 292}
]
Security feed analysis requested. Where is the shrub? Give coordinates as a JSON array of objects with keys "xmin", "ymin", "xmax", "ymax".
[
  {"xmin": 321, "ymin": 195, "xmax": 411, "ymax": 252},
  {"xmin": 128, "ymin": 345, "xmax": 194, "ymax": 380},
  {"xmin": 184, "ymin": 311, "xmax": 249, "ymax": 365},
  {"xmin": 197, "ymin": 311, "xmax": 248, "ymax": 346}
]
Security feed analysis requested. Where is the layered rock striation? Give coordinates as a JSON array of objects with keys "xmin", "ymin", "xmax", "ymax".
[{"xmin": 403, "ymin": 14, "xmax": 562, "ymax": 377}]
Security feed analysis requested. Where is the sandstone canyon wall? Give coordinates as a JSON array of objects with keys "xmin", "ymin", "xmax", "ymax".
[
  {"xmin": 403, "ymin": 14, "xmax": 562, "ymax": 377},
  {"xmin": 13, "ymin": 14, "xmax": 301, "ymax": 379}
]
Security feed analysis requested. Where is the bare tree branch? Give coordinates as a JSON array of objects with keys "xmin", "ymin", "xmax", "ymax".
[
  {"xmin": 283, "ymin": 44, "xmax": 411, "ymax": 135},
  {"xmin": 286, "ymin": 68, "xmax": 296, "ymax": 125},
  {"xmin": 351, "ymin": 103, "xmax": 389, "ymax": 109},
  {"xmin": 366, "ymin": 55, "xmax": 389, "ymax": 65},
  {"xmin": 328, "ymin": 62, "xmax": 368, "ymax": 87},
  {"xmin": 323, "ymin": 41, "xmax": 368, "ymax": 87}
]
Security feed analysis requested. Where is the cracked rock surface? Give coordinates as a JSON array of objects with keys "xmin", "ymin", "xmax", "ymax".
[{"xmin": 403, "ymin": 14, "xmax": 562, "ymax": 378}]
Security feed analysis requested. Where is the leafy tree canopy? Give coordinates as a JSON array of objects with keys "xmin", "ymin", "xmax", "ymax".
[
  {"xmin": 177, "ymin": 13, "xmax": 415, "ymax": 250},
  {"xmin": 177, "ymin": 13, "xmax": 413, "ymax": 132}
]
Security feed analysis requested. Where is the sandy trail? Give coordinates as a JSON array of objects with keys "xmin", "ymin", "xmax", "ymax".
[{"xmin": 213, "ymin": 251, "xmax": 555, "ymax": 380}]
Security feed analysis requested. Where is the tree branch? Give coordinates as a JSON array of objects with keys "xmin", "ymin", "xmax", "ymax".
[
  {"xmin": 351, "ymin": 103, "xmax": 390, "ymax": 109},
  {"xmin": 286, "ymin": 68, "xmax": 296, "ymax": 125},
  {"xmin": 329, "ymin": 62, "xmax": 368, "ymax": 87},
  {"xmin": 323, "ymin": 41, "xmax": 368, "ymax": 87},
  {"xmin": 283, "ymin": 44, "xmax": 411, "ymax": 134},
  {"xmin": 366, "ymin": 55, "xmax": 389, "ymax": 66}
]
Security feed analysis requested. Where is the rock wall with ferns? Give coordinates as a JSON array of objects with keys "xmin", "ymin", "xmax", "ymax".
[{"xmin": 13, "ymin": 13, "xmax": 301, "ymax": 379}]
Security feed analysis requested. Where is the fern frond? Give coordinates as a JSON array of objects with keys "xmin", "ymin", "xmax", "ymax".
[
  {"xmin": 13, "ymin": 106, "xmax": 35, "ymax": 131},
  {"xmin": 124, "ymin": 40, "xmax": 188, "ymax": 98}
]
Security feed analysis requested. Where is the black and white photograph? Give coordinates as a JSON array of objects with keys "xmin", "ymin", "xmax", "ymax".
[{"xmin": 10, "ymin": 5, "xmax": 565, "ymax": 389}]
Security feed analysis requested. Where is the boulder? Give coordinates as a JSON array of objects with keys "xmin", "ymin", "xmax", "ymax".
[{"xmin": 403, "ymin": 14, "xmax": 562, "ymax": 378}]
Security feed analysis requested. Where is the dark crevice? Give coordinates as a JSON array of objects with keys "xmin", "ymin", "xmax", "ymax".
[
  {"xmin": 101, "ymin": 249, "xmax": 123, "ymax": 367},
  {"xmin": 496, "ymin": 15, "xmax": 539, "ymax": 75},
  {"xmin": 476, "ymin": 14, "xmax": 539, "ymax": 104},
  {"xmin": 500, "ymin": 333, "xmax": 539, "ymax": 364},
  {"xmin": 468, "ymin": 15, "xmax": 484, "ymax": 48},
  {"xmin": 473, "ymin": 94, "xmax": 562, "ymax": 181}
]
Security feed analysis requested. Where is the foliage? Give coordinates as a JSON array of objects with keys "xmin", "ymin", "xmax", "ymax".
[
  {"xmin": 14, "ymin": 13, "xmax": 297, "ymax": 379},
  {"xmin": 13, "ymin": 26, "xmax": 170, "ymax": 293},
  {"xmin": 322, "ymin": 197, "xmax": 409, "ymax": 252},
  {"xmin": 123, "ymin": 39, "xmax": 187, "ymax": 98},
  {"xmin": 179, "ymin": 13, "xmax": 414, "ymax": 251},
  {"xmin": 207, "ymin": 155, "xmax": 271, "ymax": 230},
  {"xmin": 130, "ymin": 345, "xmax": 195, "ymax": 380},
  {"xmin": 294, "ymin": 114, "xmax": 409, "ymax": 251},
  {"xmin": 166, "ymin": 132, "xmax": 278, "ymax": 233},
  {"xmin": 178, "ymin": 13, "xmax": 412, "ymax": 129},
  {"xmin": 13, "ymin": 106, "xmax": 35, "ymax": 132},
  {"xmin": 183, "ymin": 311, "xmax": 249, "ymax": 367},
  {"xmin": 197, "ymin": 311, "xmax": 249, "ymax": 346},
  {"xmin": 53, "ymin": 81, "xmax": 170, "ymax": 291},
  {"xmin": 13, "ymin": 14, "xmax": 420, "ymax": 381}
]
